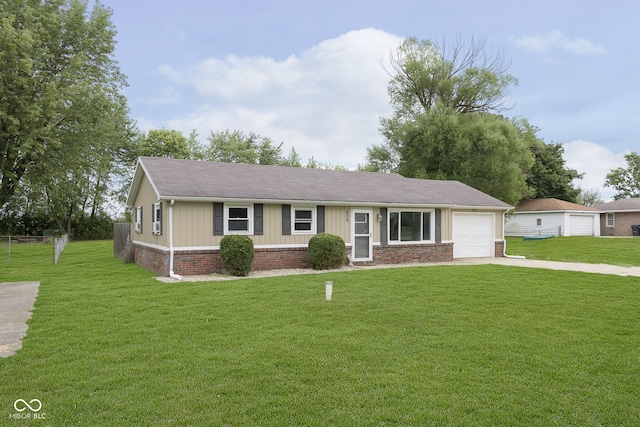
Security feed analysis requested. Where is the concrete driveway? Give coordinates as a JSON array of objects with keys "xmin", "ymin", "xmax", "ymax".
[
  {"xmin": 456, "ymin": 257, "xmax": 640, "ymax": 277},
  {"xmin": 0, "ymin": 282, "xmax": 40, "ymax": 357}
]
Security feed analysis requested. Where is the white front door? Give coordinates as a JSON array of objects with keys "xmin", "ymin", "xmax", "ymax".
[{"xmin": 352, "ymin": 209, "xmax": 373, "ymax": 261}]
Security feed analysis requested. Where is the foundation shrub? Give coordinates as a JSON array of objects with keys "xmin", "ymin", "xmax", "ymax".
[
  {"xmin": 308, "ymin": 233, "xmax": 346, "ymax": 270},
  {"xmin": 220, "ymin": 235, "xmax": 254, "ymax": 276}
]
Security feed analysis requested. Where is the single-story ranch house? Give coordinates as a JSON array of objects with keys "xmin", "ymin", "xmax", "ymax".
[
  {"xmin": 504, "ymin": 198, "xmax": 601, "ymax": 237},
  {"xmin": 126, "ymin": 157, "xmax": 512, "ymax": 277},
  {"xmin": 595, "ymin": 198, "xmax": 640, "ymax": 236}
]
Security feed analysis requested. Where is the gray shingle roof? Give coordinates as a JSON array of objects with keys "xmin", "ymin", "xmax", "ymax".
[
  {"xmin": 129, "ymin": 157, "xmax": 511, "ymax": 208},
  {"xmin": 595, "ymin": 198, "xmax": 640, "ymax": 211}
]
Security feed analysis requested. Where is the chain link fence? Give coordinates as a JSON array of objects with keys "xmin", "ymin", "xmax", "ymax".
[{"xmin": 1, "ymin": 234, "xmax": 69, "ymax": 266}]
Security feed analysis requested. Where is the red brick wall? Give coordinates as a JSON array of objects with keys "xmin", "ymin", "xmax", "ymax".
[
  {"xmin": 135, "ymin": 242, "xmax": 459, "ymax": 276},
  {"xmin": 372, "ymin": 243, "xmax": 453, "ymax": 265},
  {"xmin": 495, "ymin": 240, "xmax": 505, "ymax": 257},
  {"xmin": 133, "ymin": 244, "xmax": 169, "ymax": 276}
]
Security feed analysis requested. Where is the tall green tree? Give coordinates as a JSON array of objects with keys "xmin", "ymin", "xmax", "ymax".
[
  {"xmin": 369, "ymin": 36, "xmax": 580, "ymax": 205},
  {"xmin": 385, "ymin": 36, "xmax": 517, "ymax": 120},
  {"xmin": 0, "ymin": 0, "xmax": 133, "ymax": 235},
  {"xmin": 390, "ymin": 108, "xmax": 533, "ymax": 205},
  {"xmin": 605, "ymin": 152, "xmax": 640, "ymax": 199},
  {"xmin": 140, "ymin": 129, "xmax": 191, "ymax": 159},
  {"xmin": 515, "ymin": 119, "xmax": 582, "ymax": 202}
]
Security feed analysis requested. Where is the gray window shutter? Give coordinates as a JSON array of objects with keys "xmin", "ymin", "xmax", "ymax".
[
  {"xmin": 159, "ymin": 202, "xmax": 163, "ymax": 235},
  {"xmin": 213, "ymin": 202, "xmax": 224, "ymax": 235},
  {"xmin": 435, "ymin": 209, "xmax": 441, "ymax": 243},
  {"xmin": 317, "ymin": 205, "xmax": 325, "ymax": 233},
  {"xmin": 282, "ymin": 204, "xmax": 291, "ymax": 235},
  {"xmin": 140, "ymin": 206, "xmax": 143, "ymax": 233},
  {"xmin": 380, "ymin": 208, "xmax": 388, "ymax": 245},
  {"xmin": 254, "ymin": 204, "xmax": 263, "ymax": 235}
]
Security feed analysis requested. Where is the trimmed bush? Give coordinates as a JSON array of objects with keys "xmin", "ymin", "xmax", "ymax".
[
  {"xmin": 308, "ymin": 233, "xmax": 346, "ymax": 270},
  {"xmin": 220, "ymin": 235, "xmax": 254, "ymax": 276}
]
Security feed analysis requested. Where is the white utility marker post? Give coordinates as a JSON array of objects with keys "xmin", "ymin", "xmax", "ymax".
[{"xmin": 325, "ymin": 281, "xmax": 333, "ymax": 301}]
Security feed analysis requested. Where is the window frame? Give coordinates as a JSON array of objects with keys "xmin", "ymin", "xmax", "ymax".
[
  {"xmin": 152, "ymin": 202, "xmax": 162, "ymax": 235},
  {"xmin": 387, "ymin": 209, "xmax": 435, "ymax": 244},
  {"xmin": 606, "ymin": 213, "xmax": 614, "ymax": 227},
  {"xmin": 224, "ymin": 204, "xmax": 253, "ymax": 235},
  {"xmin": 291, "ymin": 206, "xmax": 316, "ymax": 235},
  {"xmin": 134, "ymin": 206, "xmax": 143, "ymax": 233}
]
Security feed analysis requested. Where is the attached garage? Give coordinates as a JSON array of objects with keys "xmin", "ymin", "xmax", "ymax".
[
  {"xmin": 452, "ymin": 213, "xmax": 495, "ymax": 258},
  {"xmin": 569, "ymin": 215, "xmax": 595, "ymax": 236}
]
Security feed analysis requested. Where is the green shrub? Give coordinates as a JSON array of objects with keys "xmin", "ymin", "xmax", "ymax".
[
  {"xmin": 220, "ymin": 235, "xmax": 254, "ymax": 276},
  {"xmin": 308, "ymin": 233, "xmax": 346, "ymax": 270}
]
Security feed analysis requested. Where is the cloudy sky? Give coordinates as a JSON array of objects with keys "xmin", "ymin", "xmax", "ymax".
[{"xmin": 102, "ymin": 0, "xmax": 639, "ymax": 201}]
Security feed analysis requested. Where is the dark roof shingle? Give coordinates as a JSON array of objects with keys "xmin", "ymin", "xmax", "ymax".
[
  {"xmin": 129, "ymin": 157, "xmax": 511, "ymax": 208},
  {"xmin": 595, "ymin": 198, "xmax": 640, "ymax": 211}
]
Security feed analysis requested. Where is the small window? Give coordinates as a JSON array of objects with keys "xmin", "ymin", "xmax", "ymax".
[
  {"xmin": 134, "ymin": 206, "xmax": 143, "ymax": 233},
  {"xmin": 536, "ymin": 218, "xmax": 542, "ymax": 226},
  {"xmin": 152, "ymin": 202, "xmax": 162, "ymax": 235},
  {"xmin": 606, "ymin": 213, "xmax": 614, "ymax": 227},
  {"xmin": 225, "ymin": 205, "xmax": 253, "ymax": 234},
  {"xmin": 292, "ymin": 207, "xmax": 315, "ymax": 234}
]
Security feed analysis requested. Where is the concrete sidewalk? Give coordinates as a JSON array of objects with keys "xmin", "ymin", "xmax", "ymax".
[
  {"xmin": 0, "ymin": 282, "xmax": 40, "ymax": 357},
  {"xmin": 456, "ymin": 257, "xmax": 640, "ymax": 277}
]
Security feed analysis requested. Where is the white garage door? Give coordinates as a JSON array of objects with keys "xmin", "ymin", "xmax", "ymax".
[
  {"xmin": 453, "ymin": 213, "xmax": 495, "ymax": 258},
  {"xmin": 569, "ymin": 215, "xmax": 594, "ymax": 236}
]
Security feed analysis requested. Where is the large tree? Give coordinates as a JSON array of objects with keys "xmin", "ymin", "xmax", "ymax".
[
  {"xmin": 605, "ymin": 152, "xmax": 640, "ymax": 199},
  {"xmin": 0, "ymin": 0, "xmax": 133, "ymax": 234},
  {"xmin": 385, "ymin": 36, "xmax": 517, "ymax": 120},
  {"xmin": 515, "ymin": 119, "xmax": 582, "ymax": 202},
  {"xmin": 369, "ymin": 36, "xmax": 580, "ymax": 205},
  {"xmin": 388, "ymin": 108, "xmax": 533, "ymax": 205}
]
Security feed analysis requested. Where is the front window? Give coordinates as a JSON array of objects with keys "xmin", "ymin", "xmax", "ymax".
[
  {"xmin": 389, "ymin": 210, "xmax": 433, "ymax": 243},
  {"xmin": 226, "ymin": 205, "xmax": 253, "ymax": 234},
  {"xmin": 292, "ymin": 207, "xmax": 315, "ymax": 234},
  {"xmin": 606, "ymin": 213, "xmax": 614, "ymax": 227}
]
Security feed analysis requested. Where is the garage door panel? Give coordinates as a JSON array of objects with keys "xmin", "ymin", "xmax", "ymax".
[
  {"xmin": 569, "ymin": 215, "xmax": 594, "ymax": 236},
  {"xmin": 453, "ymin": 213, "xmax": 494, "ymax": 258}
]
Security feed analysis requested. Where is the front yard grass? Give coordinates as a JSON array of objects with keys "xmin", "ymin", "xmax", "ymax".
[
  {"xmin": 1, "ymin": 240, "xmax": 639, "ymax": 425},
  {"xmin": 506, "ymin": 236, "xmax": 640, "ymax": 266}
]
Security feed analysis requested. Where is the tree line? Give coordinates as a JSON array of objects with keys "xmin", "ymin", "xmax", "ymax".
[{"xmin": 2, "ymin": 2, "xmax": 638, "ymax": 238}]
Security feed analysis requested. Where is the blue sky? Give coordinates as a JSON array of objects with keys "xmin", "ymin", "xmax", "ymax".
[{"xmin": 103, "ymin": 0, "xmax": 640, "ymax": 200}]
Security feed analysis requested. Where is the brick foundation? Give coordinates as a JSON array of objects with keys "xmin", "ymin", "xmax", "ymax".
[
  {"xmin": 134, "ymin": 242, "xmax": 461, "ymax": 276},
  {"xmin": 372, "ymin": 242, "xmax": 453, "ymax": 265},
  {"xmin": 495, "ymin": 240, "xmax": 505, "ymax": 257}
]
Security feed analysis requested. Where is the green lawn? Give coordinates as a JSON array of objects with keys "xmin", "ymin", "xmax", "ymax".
[
  {"xmin": 506, "ymin": 236, "xmax": 640, "ymax": 266},
  {"xmin": 1, "ymin": 241, "xmax": 640, "ymax": 425}
]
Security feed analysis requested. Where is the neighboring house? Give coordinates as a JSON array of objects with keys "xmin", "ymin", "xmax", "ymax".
[
  {"xmin": 125, "ymin": 157, "xmax": 512, "ymax": 276},
  {"xmin": 595, "ymin": 198, "xmax": 640, "ymax": 236},
  {"xmin": 505, "ymin": 198, "xmax": 601, "ymax": 237}
]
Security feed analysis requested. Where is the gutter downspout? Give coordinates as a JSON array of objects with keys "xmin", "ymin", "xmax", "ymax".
[
  {"xmin": 169, "ymin": 199, "xmax": 182, "ymax": 280},
  {"xmin": 502, "ymin": 210, "xmax": 526, "ymax": 259}
]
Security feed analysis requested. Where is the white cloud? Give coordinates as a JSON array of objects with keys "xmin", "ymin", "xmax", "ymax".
[
  {"xmin": 160, "ymin": 28, "xmax": 404, "ymax": 168},
  {"xmin": 562, "ymin": 140, "xmax": 627, "ymax": 201},
  {"xmin": 511, "ymin": 31, "xmax": 605, "ymax": 55}
]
